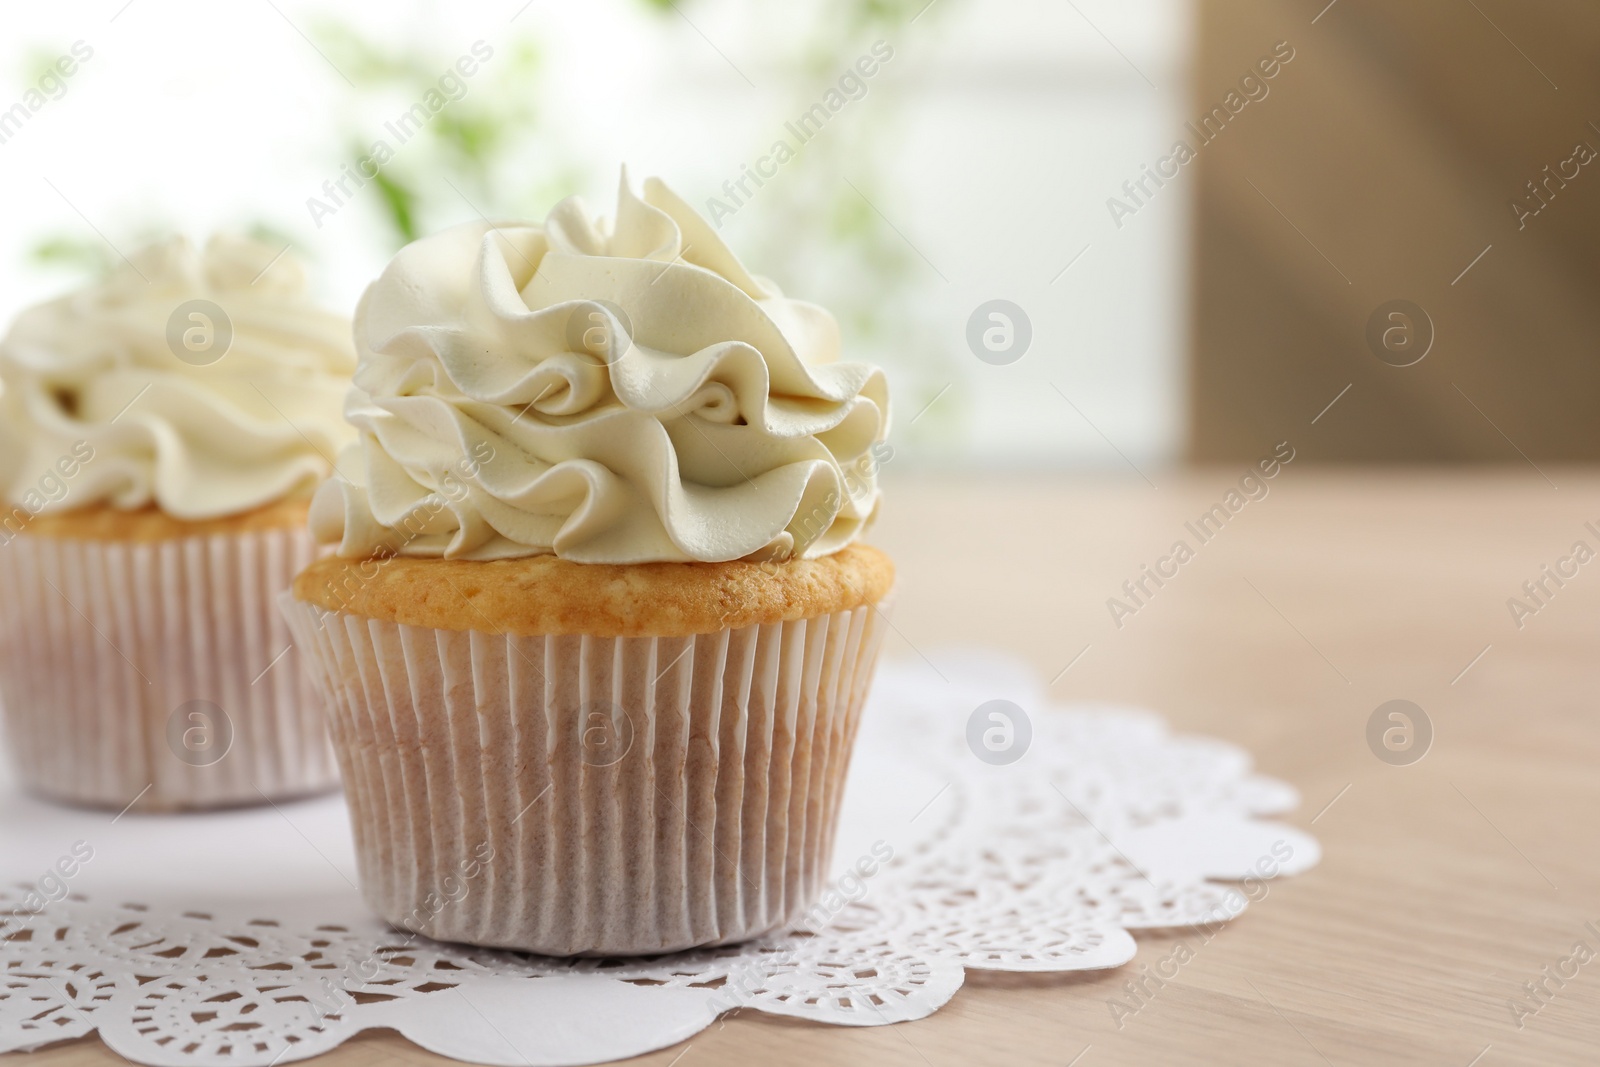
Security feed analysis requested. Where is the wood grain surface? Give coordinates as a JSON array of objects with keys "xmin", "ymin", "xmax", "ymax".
[{"xmin": 15, "ymin": 470, "xmax": 1600, "ymax": 1066}]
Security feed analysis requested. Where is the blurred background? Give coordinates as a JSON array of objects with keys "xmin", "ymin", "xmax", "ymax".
[
  {"xmin": 1, "ymin": 0, "xmax": 1594, "ymax": 469},
  {"xmin": 0, "ymin": 0, "xmax": 1184, "ymax": 471}
]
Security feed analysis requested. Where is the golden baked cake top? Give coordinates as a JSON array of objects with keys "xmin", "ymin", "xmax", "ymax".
[
  {"xmin": 16, "ymin": 496, "xmax": 312, "ymax": 542},
  {"xmin": 292, "ymin": 542, "xmax": 893, "ymax": 638}
]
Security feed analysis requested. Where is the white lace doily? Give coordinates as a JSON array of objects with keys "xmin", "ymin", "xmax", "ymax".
[{"xmin": 0, "ymin": 651, "xmax": 1319, "ymax": 1065}]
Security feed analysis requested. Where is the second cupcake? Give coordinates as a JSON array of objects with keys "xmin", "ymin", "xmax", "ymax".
[{"xmin": 0, "ymin": 235, "xmax": 355, "ymax": 811}]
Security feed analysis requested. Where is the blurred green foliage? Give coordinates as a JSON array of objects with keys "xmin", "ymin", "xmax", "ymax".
[
  {"xmin": 716, "ymin": 0, "xmax": 960, "ymax": 438},
  {"xmin": 28, "ymin": 236, "xmax": 113, "ymax": 278},
  {"xmin": 310, "ymin": 22, "xmax": 583, "ymax": 248}
]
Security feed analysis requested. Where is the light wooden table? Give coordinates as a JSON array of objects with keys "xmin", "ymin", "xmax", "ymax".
[{"xmin": 20, "ymin": 471, "xmax": 1600, "ymax": 1066}]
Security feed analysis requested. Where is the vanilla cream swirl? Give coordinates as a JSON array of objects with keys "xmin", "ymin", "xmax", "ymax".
[
  {"xmin": 0, "ymin": 235, "xmax": 355, "ymax": 519},
  {"xmin": 311, "ymin": 172, "xmax": 890, "ymax": 564}
]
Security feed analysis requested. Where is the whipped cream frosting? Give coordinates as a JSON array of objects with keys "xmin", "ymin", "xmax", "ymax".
[
  {"xmin": 311, "ymin": 172, "xmax": 890, "ymax": 564},
  {"xmin": 0, "ymin": 235, "xmax": 355, "ymax": 520}
]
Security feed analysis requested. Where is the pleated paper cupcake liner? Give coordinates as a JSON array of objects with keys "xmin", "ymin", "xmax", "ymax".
[
  {"xmin": 0, "ymin": 528, "xmax": 338, "ymax": 812},
  {"xmin": 280, "ymin": 592, "xmax": 891, "ymax": 957}
]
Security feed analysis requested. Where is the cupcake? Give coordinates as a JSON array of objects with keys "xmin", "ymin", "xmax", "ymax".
[
  {"xmin": 282, "ymin": 171, "xmax": 894, "ymax": 956},
  {"xmin": 0, "ymin": 235, "xmax": 355, "ymax": 811}
]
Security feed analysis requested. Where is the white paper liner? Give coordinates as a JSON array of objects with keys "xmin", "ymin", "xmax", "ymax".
[
  {"xmin": 280, "ymin": 593, "xmax": 891, "ymax": 957},
  {"xmin": 0, "ymin": 528, "xmax": 337, "ymax": 811}
]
